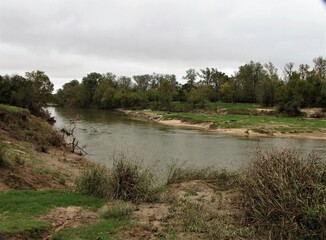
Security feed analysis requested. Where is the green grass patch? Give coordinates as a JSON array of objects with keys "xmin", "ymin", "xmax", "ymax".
[
  {"xmin": 0, "ymin": 142, "xmax": 29, "ymax": 168},
  {"xmin": 0, "ymin": 104, "xmax": 25, "ymax": 113},
  {"xmin": 208, "ymin": 101, "xmax": 259, "ymax": 110},
  {"xmin": 52, "ymin": 218, "xmax": 131, "ymax": 240},
  {"xmin": 0, "ymin": 190, "xmax": 104, "ymax": 233},
  {"xmin": 161, "ymin": 112, "xmax": 326, "ymax": 132}
]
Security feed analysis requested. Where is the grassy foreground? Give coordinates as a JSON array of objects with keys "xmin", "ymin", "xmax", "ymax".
[
  {"xmin": 72, "ymin": 149, "xmax": 325, "ymax": 239},
  {"xmin": 0, "ymin": 190, "xmax": 103, "ymax": 233},
  {"xmin": 0, "ymin": 190, "xmax": 132, "ymax": 240}
]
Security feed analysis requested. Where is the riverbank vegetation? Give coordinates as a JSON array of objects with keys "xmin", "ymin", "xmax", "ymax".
[
  {"xmin": 0, "ymin": 57, "xmax": 325, "ymax": 238},
  {"xmin": 161, "ymin": 111, "xmax": 326, "ymax": 133},
  {"xmin": 73, "ymin": 147, "xmax": 325, "ymax": 239},
  {"xmin": 1, "ymin": 58, "xmax": 325, "ymax": 138},
  {"xmin": 1, "ymin": 57, "xmax": 326, "ymax": 117},
  {"xmin": 52, "ymin": 57, "xmax": 326, "ymax": 113},
  {"xmin": 0, "ymin": 103, "xmax": 325, "ymax": 239}
]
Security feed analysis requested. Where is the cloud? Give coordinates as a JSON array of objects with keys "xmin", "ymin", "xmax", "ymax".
[{"xmin": 0, "ymin": 0, "xmax": 325, "ymax": 89}]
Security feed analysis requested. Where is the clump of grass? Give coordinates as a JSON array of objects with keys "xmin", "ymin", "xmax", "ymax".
[
  {"xmin": 75, "ymin": 164, "xmax": 111, "ymax": 198},
  {"xmin": 110, "ymin": 152, "xmax": 156, "ymax": 202},
  {"xmin": 102, "ymin": 201, "xmax": 137, "ymax": 220},
  {"xmin": 166, "ymin": 161, "xmax": 217, "ymax": 184},
  {"xmin": 0, "ymin": 143, "xmax": 10, "ymax": 167},
  {"xmin": 171, "ymin": 199, "xmax": 208, "ymax": 233},
  {"xmin": 166, "ymin": 161, "xmax": 239, "ymax": 190},
  {"xmin": 243, "ymin": 147, "xmax": 326, "ymax": 239},
  {"xmin": 75, "ymin": 153, "xmax": 157, "ymax": 202}
]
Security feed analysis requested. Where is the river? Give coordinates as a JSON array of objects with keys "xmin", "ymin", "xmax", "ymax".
[{"xmin": 47, "ymin": 107, "xmax": 326, "ymax": 170}]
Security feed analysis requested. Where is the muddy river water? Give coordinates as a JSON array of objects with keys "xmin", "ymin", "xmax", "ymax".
[{"xmin": 48, "ymin": 107, "xmax": 326, "ymax": 171}]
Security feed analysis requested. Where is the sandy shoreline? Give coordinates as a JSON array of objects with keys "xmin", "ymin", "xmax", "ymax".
[{"xmin": 118, "ymin": 109, "xmax": 326, "ymax": 141}]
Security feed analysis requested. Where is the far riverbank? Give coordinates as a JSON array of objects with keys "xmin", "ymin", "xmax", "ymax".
[{"xmin": 118, "ymin": 109, "xmax": 326, "ymax": 140}]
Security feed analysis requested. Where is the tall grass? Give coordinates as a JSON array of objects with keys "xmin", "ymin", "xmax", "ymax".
[
  {"xmin": 166, "ymin": 161, "xmax": 239, "ymax": 190},
  {"xmin": 75, "ymin": 164, "xmax": 111, "ymax": 198},
  {"xmin": 75, "ymin": 152, "xmax": 157, "ymax": 202},
  {"xmin": 110, "ymin": 152, "xmax": 156, "ymax": 202},
  {"xmin": 243, "ymin": 148, "xmax": 326, "ymax": 239}
]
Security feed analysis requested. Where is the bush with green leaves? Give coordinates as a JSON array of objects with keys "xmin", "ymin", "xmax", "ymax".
[
  {"xmin": 243, "ymin": 148, "xmax": 326, "ymax": 239},
  {"xmin": 75, "ymin": 164, "xmax": 111, "ymax": 198}
]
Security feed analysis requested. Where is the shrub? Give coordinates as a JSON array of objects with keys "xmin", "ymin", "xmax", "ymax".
[
  {"xmin": 243, "ymin": 148, "xmax": 326, "ymax": 239},
  {"xmin": 277, "ymin": 101, "xmax": 303, "ymax": 117},
  {"xmin": 75, "ymin": 164, "xmax": 111, "ymax": 198},
  {"xmin": 110, "ymin": 152, "xmax": 156, "ymax": 202}
]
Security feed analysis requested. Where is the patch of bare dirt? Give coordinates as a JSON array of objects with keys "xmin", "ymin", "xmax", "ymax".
[
  {"xmin": 116, "ymin": 180, "xmax": 244, "ymax": 240},
  {"xmin": 0, "ymin": 129, "xmax": 91, "ymax": 191},
  {"xmin": 41, "ymin": 206, "xmax": 98, "ymax": 239},
  {"xmin": 301, "ymin": 108, "xmax": 324, "ymax": 117}
]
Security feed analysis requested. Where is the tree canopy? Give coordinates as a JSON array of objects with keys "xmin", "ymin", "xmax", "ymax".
[{"xmin": 1, "ymin": 57, "xmax": 325, "ymax": 115}]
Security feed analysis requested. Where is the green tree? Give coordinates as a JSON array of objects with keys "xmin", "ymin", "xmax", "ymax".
[
  {"xmin": 236, "ymin": 61, "xmax": 266, "ymax": 103},
  {"xmin": 313, "ymin": 56, "xmax": 326, "ymax": 81},
  {"xmin": 187, "ymin": 84, "xmax": 214, "ymax": 108},
  {"xmin": 81, "ymin": 72, "xmax": 102, "ymax": 107},
  {"xmin": 118, "ymin": 76, "xmax": 132, "ymax": 90},
  {"xmin": 183, "ymin": 68, "xmax": 197, "ymax": 89},
  {"xmin": 210, "ymin": 69, "xmax": 228, "ymax": 101},
  {"xmin": 133, "ymin": 74, "xmax": 151, "ymax": 92},
  {"xmin": 258, "ymin": 62, "xmax": 280, "ymax": 107},
  {"xmin": 198, "ymin": 67, "xmax": 212, "ymax": 85},
  {"xmin": 93, "ymin": 73, "xmax": 117, "ymax": 108},
  {"xmin": 0, "ymin": 75, "xmax": 11, "ymax": 103},
  {"xmin": 25, "ymin": 70, "xmax": 54, "ymax": 106},
  {"xmin": 158, "ymin": 79, "xmax": 173, "ymax": 107}
]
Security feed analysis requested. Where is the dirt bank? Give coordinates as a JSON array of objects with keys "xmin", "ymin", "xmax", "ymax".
[
  {"xmin": 0, "ymin": 129, "xmax": 91, "ymax": 192},
  {"xmin": 0, "ymin": 105, "xmax": 92, "ymax": 192}
]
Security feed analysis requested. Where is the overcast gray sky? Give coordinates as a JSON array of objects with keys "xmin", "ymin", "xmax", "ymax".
[{"xmin": 0, "ymin": 0, "xmax": 325, "ymax": 90}]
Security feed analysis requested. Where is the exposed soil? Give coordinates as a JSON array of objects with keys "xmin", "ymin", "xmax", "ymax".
[
  {"xmin": 117, "ymin": 180, "xmax": 244, "ymax": 240},
  {"xmin": 0, "ymin": 128, "xmax": 90, "ymax": 192},
  {"xmin": 41, "ymin": 206, "xmax": 99, "ymax": 239}
]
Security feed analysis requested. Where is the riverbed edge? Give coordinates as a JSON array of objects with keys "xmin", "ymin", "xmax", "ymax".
[{"xmin": 117, "ymin": 108, "xmax": 326, "ymax": 140}]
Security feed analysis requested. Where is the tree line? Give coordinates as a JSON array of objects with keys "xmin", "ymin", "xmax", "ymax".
[
  {"xmin": 0, "ymin": 70, "xmax": 53, "ymax": 116},
  {"xmin": 1, "ymin": 57, "xmax": 325, "ymax": 115}
]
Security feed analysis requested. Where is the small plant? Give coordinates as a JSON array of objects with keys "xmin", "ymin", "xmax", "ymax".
[
  {"xmin": 0, "ymin": 144, "xmax": 11, "ymax": 168},
  {"xmin": 110, "ymin": 152, "xmax": 156, "ymax": 202},
  {"xmin": 14, "ymin": 155, "xmax": 25, "ymax": 166},
  {"xmin": 75, "ymin": 164, "xmax": 111, "ymax": 198},
  {"xmin": 102, "ymin": 201, "xmax": 137, "ymax": 220},
  {"xmin": 172, "ymin": 200, "xmax": 207, "ymax": 233},
  {"xmin": 243, "ymin": 147, "xmax": 326, "ymax": 239}
]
